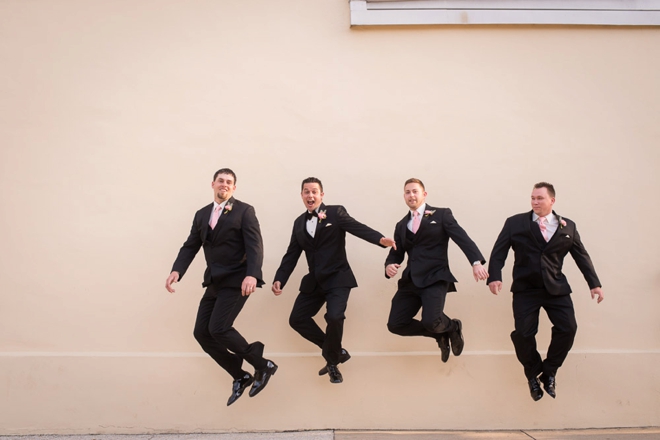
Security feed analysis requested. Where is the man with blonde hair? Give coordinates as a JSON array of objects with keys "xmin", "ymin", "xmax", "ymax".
[{"xmin": 385, "ymin": 178, "xmax": 488, "ymax": 363}]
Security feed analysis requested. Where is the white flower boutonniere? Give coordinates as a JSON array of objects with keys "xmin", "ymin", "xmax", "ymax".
[
  {"xmin": 424, "ymin": 209, "xmax": 436, "ymax": 217},
  {"xmin": 223, "ymin": 203, "xmax": 233, "ymax": 215},
  {"xmin": 317, "ymin": 210, "xmax": 327, "ymax": 224}
]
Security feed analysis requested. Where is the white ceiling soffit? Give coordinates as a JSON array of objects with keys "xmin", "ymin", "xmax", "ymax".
[{"xmin": 350, "ymin": 0, "xmax": 660, "ymax": 26}]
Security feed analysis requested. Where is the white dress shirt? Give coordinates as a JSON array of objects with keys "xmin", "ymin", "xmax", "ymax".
[
  {"xmin": 533, "ymin": 212, "xmax": 558, "ymax": 240},
  {"xmin": 407, "ymin": 203, "xmax": 426, "ymax": 232},
  {"xmin": 306, "ymin": 210, "xmax": 318, "ymax": 237},
  {"xmin": 209, "ymin": 200, "xmax": 228, "ymax": 224}
]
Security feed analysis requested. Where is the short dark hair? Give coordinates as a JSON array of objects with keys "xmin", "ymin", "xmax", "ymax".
[
  {"xmin": 533, "ymin": 181, "xmax": 555, "ymax": 197},
  {"xmin": 404, "ymin": 178, "xmax": 425, "ymax": 191},
  {"xmin": 213, "ymin": 168, "xmax": 237, "ymax": 184},
  {"xmin": 301, "ymin": 177, "xmax": 323, "ymax": 192}
]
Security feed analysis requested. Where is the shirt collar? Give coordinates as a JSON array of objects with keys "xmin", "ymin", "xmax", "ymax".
[
  {"xmin": 213, "ymin": 200, "xmax": 228, "ymax": 210},
  {"xmin": 533, "ymin": 211, "xmax": 557, "ymax": 224},
  {"xmin": 410, "ymin": 203, "xmax": 426, "ymax": 218}
]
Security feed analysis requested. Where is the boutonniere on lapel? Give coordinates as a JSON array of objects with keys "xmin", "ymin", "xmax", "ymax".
[
  {"xmin": 223, "ymin": 202, "xmax": 233, "ymax": 215},
  {"xmin": 424, "ymin": 209, "xmax": 436, "ymax": 217},
  {"xmin": 317, "ymin": 210, "xmax": 327, "ymax": 224},
  {"xmin": 557, "ymin": 215, "xmax": 567, "ymax": 229}
]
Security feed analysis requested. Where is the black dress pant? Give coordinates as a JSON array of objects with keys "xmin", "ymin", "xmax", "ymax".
[
  {"xmin": 288, "ymin": 285, "xmax": 351, "ymax": 365},
  {"xmin": 511, "ymin": 290, "xmax": 578, "ymax": 379},
  {"xmin": 193, "ymin": 285, "xmax": 267, "ymax": 380},
  {"xmin": 387, "ymin": 279, "xmax": 457, "ymax": 339}
]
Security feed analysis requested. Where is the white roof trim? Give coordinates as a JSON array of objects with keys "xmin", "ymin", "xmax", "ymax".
[{"xmin": 350, "ymin": 0, "xmax": 660, "ymax": 26}]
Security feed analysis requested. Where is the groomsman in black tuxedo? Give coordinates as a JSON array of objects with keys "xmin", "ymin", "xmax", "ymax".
[
  {"xmin": 165, "ymin": 168, "xmax": 276, "ymax": 406},
  {"xmin": 385, "ymin": 178, "xmax": 488, "ymax": 363},
  {"xmin": 272, "ymin": 177, "xmax": 396, "ymax": 384},
  {"xmin": 487, "ymin": 182, "xmax": 604, "ymax": 401}
]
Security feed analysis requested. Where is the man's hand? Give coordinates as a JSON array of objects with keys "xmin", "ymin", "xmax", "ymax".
[
  {"xmin": 241, "ymin": 276, "xmax": 257, "ymax": 296},
  {"xmin": 380, "ymin": 237, "xmax": 397, "ymax": 250},
  {"xmin": 472, "ymin": 263, "xmax": 489, "ymax": 282},
  {"xmin": 272, "ymin": 281, "xmax": 283, "ymax": 296},
  {"xmin": 590, "ymin": 287, "xmax": 604, "ymax": 304},
  {"xmin": 165, "ymin": 271, "xmax": 180, "ymax": 293},
  {"xmin": 386, "ymin": 263, "xmax": 400, "ymax": 278},
  {"xmin": 488, "ymin": 281, "xmax": 502, "ymax": 295}
]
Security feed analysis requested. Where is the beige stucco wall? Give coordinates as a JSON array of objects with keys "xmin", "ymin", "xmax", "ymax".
[{"xmin": 1, "ymin": 0, "xmax": 659, "ymax": 434}]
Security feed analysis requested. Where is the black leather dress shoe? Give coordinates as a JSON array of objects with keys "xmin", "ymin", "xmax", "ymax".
[
  {"xmin": 326, "ymin": 364, "xmax": 343, "ymax": 383},
  {"xmin": 319, "ymin": 349, "xmax": 351, "ymax": 375},
  {"xmin": 437, "ymin": 334, "xmax": 450, "ymax": 363},
  {"xmin": 540, "ymin": 373, "xmax": 556, "ymax": 398},
  {"xmin": 449, "ymin": 319, "xmax": 464, "ymax": 356},
  {"xmin": 528, "ymin": 377, "xmax": 544, "ymax": 401},
  {"xmin": 227, "ymin": 373, "xmax": 254, "ymax": 406},
  {"xmin": 249, "ymin": 360, "xmax": 278, "ymax": 398}
]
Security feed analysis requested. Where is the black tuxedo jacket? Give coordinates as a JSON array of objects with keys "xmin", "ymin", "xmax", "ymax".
[
  {"xmin": 385, "ymin": 205, "xmax": 485, "ymax": 291},
  {"xmin": 487, "ymin": 210, "xmax": 601, "ymax": 296},
  {"xmin": 274, "ymin": 204, "xmax": 384, "ymax": 293},
  {"xmin": 171, "ymin": 197, "xmax": 265, "ymax": 289}
]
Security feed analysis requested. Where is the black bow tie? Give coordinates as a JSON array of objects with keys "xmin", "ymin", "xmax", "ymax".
[{"xmin": 305, "ymin": 211, "xmax": 318, "ymax": 221}]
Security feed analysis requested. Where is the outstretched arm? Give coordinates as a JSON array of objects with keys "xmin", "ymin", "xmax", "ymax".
[
  {"xmin": 486, "ymin": 218, "xmax": 512, "ymax": 293},
  {"xmin": 384, "ymin": 223, "xmax": 405, "ymax": 279},
  {"xmin": 336, "ymin": 205, "xmax": 388, "ymax": 247},
  {"xmin": 569, "ymin": 226, "xmax": 602, "ymax": 291},
  {"xmin": 272, "ymin": 222, "xmax": 304, "ymax": 293},
  {"xmin": 170, "ymin": 212, "xmax": 204, "ymax": 285},
  {"xmin": 441, "ymin": 208, "xmax": 486, "ymax": 266},
  {"xmin": 241, "ymin": 205, "xmax": 265, "ymax": 283}
]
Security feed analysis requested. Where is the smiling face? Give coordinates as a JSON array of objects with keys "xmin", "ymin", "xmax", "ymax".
[
  {"xmin": 531, "ymin": 187, "xmax": 555, "ymax": 217},
  {"xmin": 211, "ymin": 173, "xmax": 236, "ymax": 203},
  {"xmin": 301, "ymin": 182, "xmax": 324, "ymax": 212},
  {"xmin": 404, "ymin": 182, "xmax": 427, "ymax": 211}
]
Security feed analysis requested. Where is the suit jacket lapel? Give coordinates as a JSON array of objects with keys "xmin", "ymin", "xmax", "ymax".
[
  {"xmin": 399, "ymin": 212, "xmax": 412, "ymax": 249},
  {"xmin": 417, "ymin": 204, "xmax": 436, "ymax": 236},
  {"xmin": 213, "ymin": 197, "xmax": 235, "ymax": 238},
  {"xmin": 526, "ymin": 210, "xmax": 547, "ymax": 249},
  {"xmin": 545, "ymin": 210, "xmax": 564, "ymax": 246},
  {"xmin": 200, "ymin": 203, "xmax": 213, "ymax": 242},
  {"xmin": 411, "ymin": 204, "xmax": 434, "ymax": 242},
  {"xmin": 295, "ymin": 213, "xmax": 310, "ymax": 246},
  {"xmin": 311, "ymin": 203, "xmax": 326, "ymax": 244}
]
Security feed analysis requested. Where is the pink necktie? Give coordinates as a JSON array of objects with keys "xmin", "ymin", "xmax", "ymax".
[
  {"xmin": 210, "ymin": 205, "xmax": 222, "ymax": 230},
  {"xmin": 412, "ymin": 211, "xmax": 421, "ymax": 234},
  {"xmin": 538, "ymin": 216, "xmax": 548, "ymax": 241}
]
